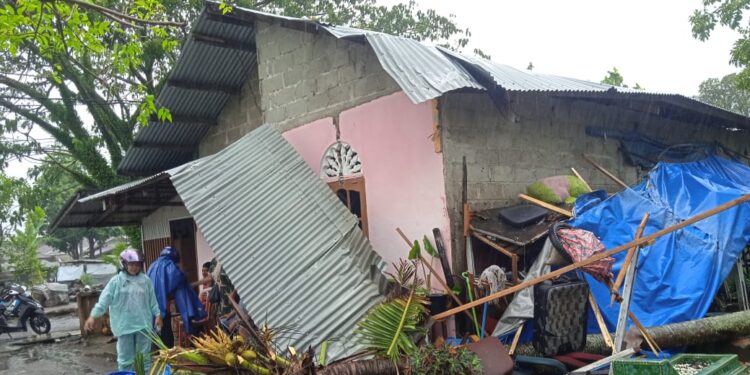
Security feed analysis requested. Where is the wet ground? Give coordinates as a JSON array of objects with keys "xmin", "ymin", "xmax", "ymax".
[{"xmin": 0, "ymin": 312, "xmax": 118, "ymax": 374}]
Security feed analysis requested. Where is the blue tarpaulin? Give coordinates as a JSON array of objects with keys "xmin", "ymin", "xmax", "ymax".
[{"xmin": 570, "ymin": 156, "xmax": 750, "ymax": 332}]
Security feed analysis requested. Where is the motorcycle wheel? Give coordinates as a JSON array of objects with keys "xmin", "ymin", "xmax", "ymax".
[{"xmin": 30, "ymin": 314, "xmax": 51, "ymax": 334}]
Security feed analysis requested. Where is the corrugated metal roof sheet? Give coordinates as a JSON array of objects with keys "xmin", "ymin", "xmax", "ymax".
[
  {"xmin": 362, "ymin": 33, "xmax": 483, "ymax": 103},
  {"xmin": 133, "ymin": 121, "xmax": 213, "ymax": 148},
  {"xmin": 79, "ymin": 172, "xmax": 174, "ymax": 203},
  {"xmin": 170, "ymin": 125, "xmax": 387, "ymax": 361},
  {"xmin": 119, "ymin": 148, "xmax": 196, "ymax": 176},
  {"xmin": 119, "ymin": 2, "xmax": 750, "ymax": 175},
  {"xmin": 118, "ymin": 8, "xmax": 256, "ymax": 176}
]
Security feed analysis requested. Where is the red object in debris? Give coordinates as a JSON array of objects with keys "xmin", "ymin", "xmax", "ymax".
[{"xmin": 552, "ymin": 224, "xmax": 615, "ymax": 281}]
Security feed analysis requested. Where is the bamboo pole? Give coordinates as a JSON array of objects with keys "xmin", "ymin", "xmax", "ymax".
[
  {"xmin": 582, "ymin": 154, "xmax": 628, "ymax": 189},
  {"xmin": 571, "ymin": 167, "xmax": 593, "ymax": 192},
  {"xmin": 518, "ymin": 193, "xmax": 573, "ymax": 217},
  {"xmin": 588, "ymin": 293, "xmax": 613, "ymax": 348},
  {"xmin": 432, "ymin": 193, "xmax": 750, "ymax": 321}
]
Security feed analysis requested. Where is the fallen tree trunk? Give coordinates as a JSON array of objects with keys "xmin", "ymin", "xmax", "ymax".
[{"xmin": 513, "ymin": 310, "xmax": 750, "ymax": 356}]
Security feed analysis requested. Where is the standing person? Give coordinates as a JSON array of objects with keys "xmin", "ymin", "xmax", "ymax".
[
  {"xmin": 191, "ymin": 261, "xmax": 214, "ymax": 301},
  {"xmin": 84, "ymin": 250, "xmax": 162, "ymax": 372},
  {"xmin": 148, "ymin": 246, "xmax": 206, "ymax": 348}
]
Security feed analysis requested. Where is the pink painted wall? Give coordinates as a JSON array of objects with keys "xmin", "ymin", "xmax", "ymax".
[{"xmin": 283, "ymin": 92, "xmax": 452, "ymax": 290}]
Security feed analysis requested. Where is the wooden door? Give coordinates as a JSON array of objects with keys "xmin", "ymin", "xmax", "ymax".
[{"xmin": 169, "ymin": 218, "xmax": 198, "ymax": 284}]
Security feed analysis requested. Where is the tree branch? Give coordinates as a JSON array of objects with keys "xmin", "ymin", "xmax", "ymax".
[
  {"xmin": 0, "ymin": 98, "xmax": 72, "ymax": 147},
  {"xmin": 60, "ymin": 0, "xmax": 186, "ymax": 28}
]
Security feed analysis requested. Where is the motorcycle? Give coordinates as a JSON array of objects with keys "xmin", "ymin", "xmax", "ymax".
[{"xmin": 0, "ymin": 285, "xmax": 51, "ymax": 337}]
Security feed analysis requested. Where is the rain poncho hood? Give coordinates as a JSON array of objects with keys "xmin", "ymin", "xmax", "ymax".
[
  {"xmin": 90, "ymin": 271, "xmax": 160, "ymax": 337},
  {"xmin": 147, "ymin": 254, "xmax": 206, "ymax": 333}
]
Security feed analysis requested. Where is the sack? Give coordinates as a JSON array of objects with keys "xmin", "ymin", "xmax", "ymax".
[
  {"xmin": 532, "ymin": 275, "xmax": 589, "ymax": 356},
  {"xmin": 208, "ymin": 285, "xmax": 221, "ymax": 304}
]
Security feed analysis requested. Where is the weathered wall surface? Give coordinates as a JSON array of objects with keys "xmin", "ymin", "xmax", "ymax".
[
  {"xmin": 283, "ymin": 92, "xmax": 452, "ymax": 282},
  {"xmin": 440, "ymin": 92, "xmax": 750, "ymax": 269},
  {"xmin": 255, "ymin": 21, "xmax": 400, "ymax": 132},
  {"xmin": 141, "ymin": 206, "xmax": 191, "ymax": 241}
]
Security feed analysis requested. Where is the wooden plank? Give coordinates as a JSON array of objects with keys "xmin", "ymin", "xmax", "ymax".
[
  {"xmin": 582, "ymin": 154, "xmax": 628, "ymax": 189},
  {"xmin": 571, "ymin": 167, "xmax": 593, "ymax": 192},
  {"xmin": 518, "ymin": 193, "xmax": 573, "ymax": 217},
  {"xmin": 571, "ymin": 348, "xmax": 634, "ymax": 374},
  {"xmin": 432, "ymin": 193, "xmax": 750, "ymax": 321},
  {"xmin": 628, "ymin": 311, "xmax": 661, "ymax": 354},
  {"xmin": 589, "ymin": 293, "xmax": 613, "ymax": 348},
  {"xmin": 508, "ymin": 323, "xmax": 524, "ymax": 355},
  {"xmin": 611, "ymin": 213, "xmax": 650, "ymax": 302},
  {"xmin": 471, "ymin": 231, "xmax": 519, "ymax": 283},
  {"xmin": 431, "ymin": 100, "xmax": 442, "ymax": 153}
]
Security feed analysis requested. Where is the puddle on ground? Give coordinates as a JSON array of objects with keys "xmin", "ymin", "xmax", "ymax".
[{"xmin": 0, "ymin": 336, "xmax": 117, "ymax": 374}]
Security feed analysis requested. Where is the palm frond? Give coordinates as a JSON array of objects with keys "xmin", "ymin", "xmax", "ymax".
[{"xmin": 356, "ymin": 290, "xmax": 428, "ymax": 362}]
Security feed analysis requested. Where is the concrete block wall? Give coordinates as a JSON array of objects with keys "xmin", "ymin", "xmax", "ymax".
[
  {"xmin": 440, "ymin": 91, "xmax": 750, "ymax": 267},
  {"xmin": 254, "ymin": 21, "xmax": 400, "ymax": 132},
  {"xmin": 199, "ymin": 66, "xmax": 263, "ymax": 157}
]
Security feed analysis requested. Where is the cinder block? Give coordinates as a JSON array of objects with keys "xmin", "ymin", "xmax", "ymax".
[
  {"xmin": 466, "ymin": 164, "xmax": 490, "ymax": 182},
  {"xmin": 283, "ymin": 68, "xmax": 305, "ymax": 87},
  {"xmin": 489, "ymin": 165, "xmax": 512, "ymax": 182},
  {"xmin": 261, "ymin": 74, "xmax": 284, "ymax": 94},
  {"xmin": 326, "ymin": 84, "xmax": 353, "ymax": 105},
  {"xmin": 285, "ymin": 99, "xmax": 308, "ymax": 120}
]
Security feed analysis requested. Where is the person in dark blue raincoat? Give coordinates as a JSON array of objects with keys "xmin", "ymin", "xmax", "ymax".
[{"xmin": 147, "ymin": 246, "xmax": 206, "ymax": 347}]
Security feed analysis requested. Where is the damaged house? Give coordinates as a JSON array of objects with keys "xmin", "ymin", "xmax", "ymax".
[{"xmin": 51, "ymin": 1, "xmax": 750, "ymax": 360}]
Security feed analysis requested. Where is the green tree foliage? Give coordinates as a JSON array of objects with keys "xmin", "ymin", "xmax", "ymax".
[
  {"xmin": 0, "ymin": 173, "xmax": 27, "ymax": 242},
  {"xmin": 691, "ymin": 1, "xmax": 750, "ymax": 89},
  {"xmin": 602, "ymin": 67, "xmax": 626, "ymax": 87},
  {"xmin": 601, "ymin": 67, "xmax": 643, "ymax": 89},
  {"xmin": 697, "ymin": 73, "xmax": 750, "ymax": 115},
  {"xmin": 17, "ymin": 157, "xmax": 122, "ymax": 258},
  {"xmin": 0, "ymin": 0, "xmax": 185, "ymax": 189},
  {"xmin": 2, "ymin": 206, "xmax": 46, "ymax": 285}
]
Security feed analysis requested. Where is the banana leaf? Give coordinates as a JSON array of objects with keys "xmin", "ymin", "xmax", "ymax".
[{"xmin": 356, "ymin": 290, "xmax": 428, "ymax": 362}]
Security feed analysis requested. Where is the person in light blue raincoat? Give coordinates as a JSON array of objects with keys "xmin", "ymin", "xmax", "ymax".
[{"xmin": 85, "ymin": 250, "xmax": 163, "ymax": 371}]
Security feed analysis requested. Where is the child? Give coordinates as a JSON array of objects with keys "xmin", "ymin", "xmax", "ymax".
[{"xmin": 85, "ymin": 250, "xmax": 162, "ymax": 372}]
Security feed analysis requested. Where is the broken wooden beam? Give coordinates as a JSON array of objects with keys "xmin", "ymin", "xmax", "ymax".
[
  {"xmin": 582, "ymin": 154, "xmax": 628, "ymax": 189},
  {"xmin": 518, "ymin": 193, "xmax": 573, "ymax": 217}
]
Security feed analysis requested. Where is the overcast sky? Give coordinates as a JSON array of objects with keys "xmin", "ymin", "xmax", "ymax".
[{"xmin": 379, "ymin": 0, "xmax": 741, "ymax": 97}]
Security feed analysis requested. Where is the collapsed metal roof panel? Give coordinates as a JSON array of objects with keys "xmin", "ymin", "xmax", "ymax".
[
  {"xmin": 362, "ymin": 33, "xmax": 484, "ymax": 103},
  {"xmin": 169, "ymin": 125, "xmax": 387, "ymax": 361}
]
